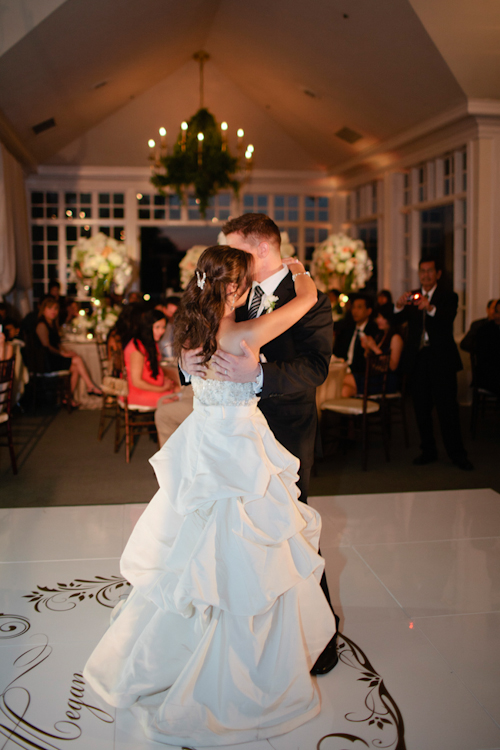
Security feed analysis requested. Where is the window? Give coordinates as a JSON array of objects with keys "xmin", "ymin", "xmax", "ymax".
[
  {"xmin": 273, "ymin": 195, "xmax": 299, "ymax": 222},
  {"xmin": 304, "ymin": 196, "xmax": 329, "ymax": 223}
]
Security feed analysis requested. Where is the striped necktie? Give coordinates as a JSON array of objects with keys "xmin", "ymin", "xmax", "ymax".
[{"xmin": 248, "ymin": 285, "xmax": 264, "ymax": 318}]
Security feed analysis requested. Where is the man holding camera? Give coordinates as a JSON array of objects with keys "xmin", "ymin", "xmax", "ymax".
[{"xmin": 395, "ymin": 257, "xmax": 473, "ymax": 470}]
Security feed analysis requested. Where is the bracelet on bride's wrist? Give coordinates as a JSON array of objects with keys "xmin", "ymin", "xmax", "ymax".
[{"xmin": 292, "ymin": 271, "xmax": 310, "ymax": 282}]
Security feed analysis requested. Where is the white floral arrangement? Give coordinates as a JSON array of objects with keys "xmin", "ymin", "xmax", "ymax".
[
  {"xmin": 279, "ymin": 232, "xmax": 296, "ymax": 258},
  {"xmin": 70, "ymin": 232, "xmax": 133, "ymax": 298},
  {"xmin": 179, "ymin": 245, "xmax": 208, "ymax": 290},
  {"xmin": 311, "ymin": 233, "xmax": 373, "ymax": 293}
]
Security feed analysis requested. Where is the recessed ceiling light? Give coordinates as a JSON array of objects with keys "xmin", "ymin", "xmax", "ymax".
[{"xmin": 335, "ymin": 127, "xmax": 363, "ymax": 144}]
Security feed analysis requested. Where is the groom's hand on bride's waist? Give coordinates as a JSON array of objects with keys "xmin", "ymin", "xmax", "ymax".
[
  {"xmin": 212, "ymin": 341, "xmax": 261, "ymax": 384},
  {"xmin": 180, "ymin": 347, "xmax": 207, "ymax": 379}
]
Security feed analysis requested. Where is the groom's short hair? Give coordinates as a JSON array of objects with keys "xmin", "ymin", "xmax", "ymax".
[{"xmin": 222, "ymin": 213, "xmax": 281, "ymax": 247}]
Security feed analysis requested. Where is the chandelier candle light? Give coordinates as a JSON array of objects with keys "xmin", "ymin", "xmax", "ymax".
[{"xmin": 149, "ymin": 51, "xmax": 254, "ymax": 217}]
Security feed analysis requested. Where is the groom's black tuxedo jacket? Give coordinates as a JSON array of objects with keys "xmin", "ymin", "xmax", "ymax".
[{"xmin": 236, "ymin": 273, "xmax": 333, "ymax": 495}]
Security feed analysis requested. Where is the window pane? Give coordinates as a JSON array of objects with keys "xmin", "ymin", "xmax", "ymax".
[
  {"xmin": 47, "ymin": 192, "xmax": 58, "ymax": 204},
  {"xmin": 33, "ymin": 264, "xmax": 45, "ymax": 279},
  {"xmin": 65, "ymin": 192, "xmax": 77, "ymax": 204},
  {"xmin": 80, "ymin": 193, "xmax": 91, "ymax": 204},
  {"xmin": 32, "ymin": 245, "xmax": 44, "ymax": 260},
  {"xmin": 66, "ymin": 227, "xmax": 77, "ymax": 241},
  {"xmin": 31, "ymin": 192, "xmax": 44, "ymax": 204},
  {"xmin": 31, "ymin": 207, "xmax": 44, "ymax": 218},
  {"xmin": 32, "ymin": 225, "xmax": 44, "ymax": 241},
  {"xmin": 99, "ymin": 208, "xmax": 110, "ymax": 218},
  {"xmin": 99, "ymin": 193, "xmax": 110, "ymax": 204},
  {"xmin": 113, "ymin": 193, "xmax": 124, "ymax": 204},
  {"xmin": 47, "ymin": 245, "xmax": 58, "ymax": 260},
  {"xmin": 47, "ymin": 226, "xmax": 58, "ymax": 241}
]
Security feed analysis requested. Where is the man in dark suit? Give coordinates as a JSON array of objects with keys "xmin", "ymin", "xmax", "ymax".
[
  {"xmin": 333, "ymin": 293, "xmax": 378, "ymax": 376},
  {"xmin": 395, "ymin": 257, "xmax": 473, "ymax": 470},
  {"xmin": 460, "ymin": 298, "xmax": 498, "ymax": 353},
  {"xmin": 183, "ymin": 213, "xmax": 338, "ymax": 674}
]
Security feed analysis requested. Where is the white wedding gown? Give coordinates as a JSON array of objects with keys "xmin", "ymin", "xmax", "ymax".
[{"xmin": 83, "ymin": 377, "xmax": 336, "ymax": 747}]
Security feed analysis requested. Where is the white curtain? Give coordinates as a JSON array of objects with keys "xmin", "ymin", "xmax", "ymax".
[{"xmin": 0, "ymin": 143, "xmax": 32, "ymax": 300}]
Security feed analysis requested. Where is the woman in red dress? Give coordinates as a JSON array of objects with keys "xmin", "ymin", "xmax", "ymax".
[{"xmin": 123, "ymin": 309, "xmax": 180, "ymax": 408}]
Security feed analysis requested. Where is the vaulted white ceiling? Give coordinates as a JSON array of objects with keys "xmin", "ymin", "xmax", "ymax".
[{"xmin": 0, "ymin": 0, "xmax": 497, "ymax": 174}]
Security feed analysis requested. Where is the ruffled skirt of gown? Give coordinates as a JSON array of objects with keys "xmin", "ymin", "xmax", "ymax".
[{"xmin": 83, "ymin": 395, "xmax": 336, "ymax": 747}]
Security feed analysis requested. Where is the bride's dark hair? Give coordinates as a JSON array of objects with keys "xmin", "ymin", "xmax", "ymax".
[{"xmin": 174, "ymin": 245, "xmax": 253, "ymax": 364}]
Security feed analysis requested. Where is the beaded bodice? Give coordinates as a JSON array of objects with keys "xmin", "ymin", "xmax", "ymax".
[{"xmin": 192, "ymin": 376, "xmax": 257, "ymax": 406}]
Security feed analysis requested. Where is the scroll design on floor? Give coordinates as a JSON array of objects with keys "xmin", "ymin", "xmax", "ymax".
[
  {"xmin": 0, "ymin": 613, "xmax": 31, "ymax": 639},
  {"xmin": 317, "ymin": 633, "xmax": 406, "ymax": 750},
  {"xmin": 23, "ymin": 575, "xmax": 131, "ymax": 612}
]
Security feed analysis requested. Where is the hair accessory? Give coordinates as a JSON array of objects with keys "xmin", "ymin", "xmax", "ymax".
[{"xmin": 196, "ymin": 270, "xmax": 206, "ymax": 290}]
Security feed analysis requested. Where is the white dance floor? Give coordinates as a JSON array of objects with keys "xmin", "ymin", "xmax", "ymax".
[{"xmin": 1, "ymin": 489, "xmax": 500, "ymax": 750}]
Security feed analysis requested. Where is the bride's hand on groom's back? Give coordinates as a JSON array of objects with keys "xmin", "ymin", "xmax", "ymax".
[{"xmin": 180, "ymin": 346, "xmax": 207, "ymax": 378}]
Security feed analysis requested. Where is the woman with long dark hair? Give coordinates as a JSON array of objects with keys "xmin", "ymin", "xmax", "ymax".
[
  {"xmin": 341, "ymin": 302, "xmax": 404, "ymax": 397},
  {"xmin": 84, "ymin": 246, "xmax": 336, "ymax": 746},
  {"xmin": 122, "ymin": 308, "xmax": 179, "ymax": 408}
]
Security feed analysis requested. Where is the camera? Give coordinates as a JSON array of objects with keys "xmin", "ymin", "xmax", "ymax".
[{"xmin": 406, "ymin": 292, "xmax": 421, "ymax": 303}]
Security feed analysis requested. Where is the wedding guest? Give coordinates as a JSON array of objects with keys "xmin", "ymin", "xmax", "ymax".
[
  {"xmin": 473, "ymin": 299, "xmax": 500, "ymax": 395},
  {"xmin": 460, "ymin": 298, "xmax": 498, "ymax": 353},
  {"xmin": 395, "ymin": 257, "xmax": 473, "ymax": 470},
  {"xmin": 3, "ymin": 318, "xmax": 21, "ymax": 341},
  {"xmin": 0, "ymin": 330, "xmax": 13, "ymax": 361},
  {"xmin": 377, "ymin": 289, "xmax": 393, "ymax": 307},
  {"xmin": 155, "ymin": 296, "xmax": 180, "ymax": 359},
  {"xmin": 64, "ymin": 298, "xmax": 80, "ymax": 327},
  {"xmin": 47, "ymin": 280, "xmax": 67, "ymax": 324},
  {"xmin": 127, "ymin": 291, "xmax": 142, "ymax": 305},
  {"xmin": 122, "ymin": 309, "xmax": 180, "ymax": 409},
  {"xmin": 35, "ymin": 296, "xmax": 102, "ymax": 405},
  {"xmin": 341, "ymin": 303, "xmax": 403, "ymax": 397},
  {"xmin": 333, "ymin": 293, "xmax": 378, "ymax": 375}
]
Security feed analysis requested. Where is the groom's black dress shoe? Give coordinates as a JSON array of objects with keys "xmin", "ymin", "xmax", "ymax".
[
  {"xmin": 413, "ymin": 452, "xmax": 438, "ymax": 466},
  {"xmin": 310, "ymin": 634, "xmax": 338, "ymax": 675},
  {"xmin": 452, "ymin": 457, "xmax": 474, "ymax": 471}
]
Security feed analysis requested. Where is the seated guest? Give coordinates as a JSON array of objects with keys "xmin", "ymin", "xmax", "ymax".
[
  {"xmin": 0, "ymin": 329, "xmax": 13, "ymax": 361},
  {"xmin": 106, "ymin": 303, "xmax": 140, "ymax": 364},
  {"xmin": 473, "ymin": 300, "xmax": 500, "ymax": 395},
  {"xmin": 3, "ymin": 318, "xmax": 21, "ymax": 341},
  {"xmin": 47, "ymin": 280, "xmax": 67, "ymax": 324},
  {"xmin": 377, "ymin": 289, "xmax": 393, "ymax": 307},
  {"xmin": 123, "ymin": 309, "xmax": 180, "ymax": 408},
  {"xmin": 333, "ymin": 293, "xmax": 378, "ymax": 375},
  {"xmin": 460, "ymin": 298, "xmax": 498, "ymax": 353},
  {"xmin": 64, "ymin": 299, "xmax": 80, "ymax": 327},
  {"xmin": 35, "ymin": 296, "xmax": 102, "ymax": 405},
  {"xmin": 341, "ymin": 304, "xmax": 404, "ymax": 397},
  {"xmin": 155, "ymin": 296, "xmax": 181, "ymax": 359}
]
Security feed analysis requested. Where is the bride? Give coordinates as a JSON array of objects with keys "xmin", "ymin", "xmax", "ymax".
[{"xmin": 83, "ymin": 246, "xmax": 336, "ymax": 747}]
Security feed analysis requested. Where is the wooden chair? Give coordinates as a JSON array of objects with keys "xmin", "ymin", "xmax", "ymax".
[
  {"xmin": 320, "ymin": 352, "xmax": 391, "ymax": 470},
  {"xmin": 97, "ymin": 338, "xmax": 123, "ymax": 441},
  {"xmin": 360, "ymin": 373, "xmax": 410, "ymax": 448},
  {"xmin": 118, "ymin": 390, "xmax": 157, "ymax": 463},
  {"xmin": 113, "ymin": 366, "xmax": 157, "ymax": 463},
  {"xmin": 0, "ymin": 358, "xmax": 18, "ymax": 474},
  {"xmin": 23, "ymin": 330, "xmax": 72, "ymax": 412}
]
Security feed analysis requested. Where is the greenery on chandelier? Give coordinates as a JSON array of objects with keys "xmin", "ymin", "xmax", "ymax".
[{"xmin": 150, "ymin": 108, "xmax": 240, "ymax": 217}]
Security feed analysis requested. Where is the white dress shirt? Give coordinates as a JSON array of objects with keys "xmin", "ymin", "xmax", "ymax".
[{"xmin": 346, "ymin": 319, "xmax": 369, "ymax": 367}]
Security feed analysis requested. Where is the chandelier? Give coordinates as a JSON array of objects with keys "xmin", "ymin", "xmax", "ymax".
[{"xmin": 148, "ymin": 51, "xmax": 254, "ymax": 218}]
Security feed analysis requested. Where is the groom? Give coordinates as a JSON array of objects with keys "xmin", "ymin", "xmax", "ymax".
[{"xmin": 181, "ymin": 213, "xmax": 339, "ymax": 674}]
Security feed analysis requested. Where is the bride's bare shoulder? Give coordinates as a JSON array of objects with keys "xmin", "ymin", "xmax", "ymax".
[{"xmin": 217, "ymin": 318, "xmax": 255, "ymax": 357}]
